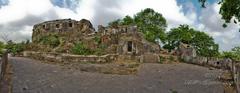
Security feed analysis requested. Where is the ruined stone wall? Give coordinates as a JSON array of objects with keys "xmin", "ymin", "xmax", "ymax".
[
  {"xmin": 97, "ymin": 25, "xmax": 161, "ymax": 56},
  {"xmin": 31, "ymin": 19, "xmax": 162, "ymax": 63},
  {"xmin": 23, "ymin": 51, "xmax": 118, "ymax": 64},
  {"xmin": 181, "ymin": 55, "xmax": 231, "ymax": 69},
  {"xmin": 32, "ymin": 19, "xmax": 95, "ymax": 44}
]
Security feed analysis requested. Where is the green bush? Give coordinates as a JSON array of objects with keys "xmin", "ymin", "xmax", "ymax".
[
  {"xmin": 93, "ymin": 36, "xmax": 101, "ymax": 44},
  {"xmin": 71, "ymin": 42, "xmax": 93, "ymax": 55},
  {"xmin": 5, "ymin": 41, "xmax": 25, "ymax": 56},
  {"xmin": 40, "ymin": 35, "xmax": 60, "ymax": 48}
]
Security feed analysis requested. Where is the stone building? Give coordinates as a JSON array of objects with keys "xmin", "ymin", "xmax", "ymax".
[
  {"xmin": 31, "ymin": 19, "xmax": 161, "ymax": 62},
  {"xmin": 97, "ymin": 25, "xmax": 160, "ymax": 56},
  {"xmin": 178, "ymin": 42, "xmax": 197, "ymax": 58},
  {"xmin": 32, "ymin": 19, "xmax": 95, "ymax": 44}
]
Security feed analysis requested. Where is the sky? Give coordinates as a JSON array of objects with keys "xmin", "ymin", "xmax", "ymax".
[{"xmin": 0, "ymin": 0, "xmax": 239, "ymax": 51}]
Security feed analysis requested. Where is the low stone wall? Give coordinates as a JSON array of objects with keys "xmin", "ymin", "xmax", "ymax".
[
  {"xmin": 23, "ymin": 51, "xmax": 118, "ymax": 64},
  {"xmin": 182, "ymin": 56, "xmax": 230, "ymax": 69}
]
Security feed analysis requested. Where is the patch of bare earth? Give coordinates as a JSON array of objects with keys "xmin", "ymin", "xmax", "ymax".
[{"xmin": 11, "ymin": 57, "xmax": 225, "ymax": 93}]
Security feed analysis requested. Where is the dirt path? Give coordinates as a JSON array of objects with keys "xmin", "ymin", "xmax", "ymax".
[{"xmin": 10, "ymin": 57, "xmax": 224, "ymax": 93}]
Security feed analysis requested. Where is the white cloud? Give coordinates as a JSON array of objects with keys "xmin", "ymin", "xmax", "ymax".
[
  {"xmin": 198, "ymin": 3, "xmax": 240, "ymax": 51},
  {"xmin": 1, "ymin": 0, "xmax": 238, "ymax": 51},
  {"xmin": 1, "ymin": 0, "xmax": 193, "ymax": 42},
  {"xmin": 119, "ymin": 0, "xmax": 193, "ymax": 29}
]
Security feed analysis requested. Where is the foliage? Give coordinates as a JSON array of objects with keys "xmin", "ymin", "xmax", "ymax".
[
  {"xmin": 199, "ymin": 0, "xmax": 240, "ymax": 27},
  {"xmin": 191, "ymin": 31, "xmax": 219, "ymax": 57},
  {"xmin": 40, "ymin": 35, "xmax": 60, "ymax": 48},
  {"xmin": 71, "ymin": 42, "xmax": 93, "ymax": 55},
  {"xmin": 108, "ymin": 8, "xmax": 167, "ymax": 43},
  {"xmin": 0, "ymin": 41, "xmax": 5, "ymax": 55},
  {"xmin": 94, "ymin": 44, "xmax": 108, "ymax": 55},
  {"xmin": 163, "ymin": 25, "xmax": 195, "ymax": 52},
  {"xmin": 163, "ymin": 25, "xmax": 219, "ymax": 57},
  {"xmin": 5, "ymin": 40, "xmax": 25, "ymax": 55},
  {"xmin": 221, "ymin": 46, "xmax": 240, "ymax": 61},
  {"xmin": 93, "ymin": 36, "xmax": 101, "ymax": 44}
]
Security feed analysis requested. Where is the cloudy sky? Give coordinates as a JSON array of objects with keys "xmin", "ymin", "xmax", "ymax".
[{"xmin": 0, "ymin": 0, "xmax": 239, "ymax": 51}]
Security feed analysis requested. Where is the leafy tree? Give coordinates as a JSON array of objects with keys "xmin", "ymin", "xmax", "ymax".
[
  {"xmin": 5, "ymin": 40, "xmax": 25, "ymax": 56},
  {"xmin": 191, "ymin": 31, "xmax": 219, "ymax": 57},
  {"xmin": 221, "ymin": 46, "xmax": 240, "ymax": 61},
  {"xmin": 199, "ymin": 0, "xmax": 240, "ymax": 27},
  {"xmin": 108, "ymin": 8, "xmax": 167, "ymax": 43},
  {"xmin": 163, "ymin": 25, "xmax": 195, "ymax": 51},
  {"xmin": 163, "ymin": 25, "xmax": 219, "ymax": 57},
  {"xmin": 108, "ymin": 19, "xmax": 121, "ymax": 28},
  {"xmin": 134, "ymin": 8, "xmax": 167, "ymax": 43}
]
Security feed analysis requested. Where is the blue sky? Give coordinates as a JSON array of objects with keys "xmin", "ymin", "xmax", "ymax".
[{"xmin": 0, "ymin": 0, "xmax": 239, "ymax": 51}]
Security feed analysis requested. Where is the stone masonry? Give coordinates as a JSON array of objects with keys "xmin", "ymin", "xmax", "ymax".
[{"xmin": 31, "ymin": 19, "xmax": 161, "ymax": 63}]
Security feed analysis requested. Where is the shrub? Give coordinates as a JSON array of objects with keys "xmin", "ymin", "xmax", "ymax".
[
  {"xmin": 94, "ymin": 36, "xmax": 101, "ymax": 44},
  {"xmin": 5, "ymin": 41, "xmax": 25, "ymax": 56},
  {"xmin": 40, "ymin": 35, "xmax": 60, "ymax": 48},
  {"xmin": 71, "ymin": 42, "xmax": 93, "ymax": 55}
]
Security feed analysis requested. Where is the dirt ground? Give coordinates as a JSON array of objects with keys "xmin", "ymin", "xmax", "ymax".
[{"xmin": 10, "ymin": 57, "xmax": 224, "ymax": 93}]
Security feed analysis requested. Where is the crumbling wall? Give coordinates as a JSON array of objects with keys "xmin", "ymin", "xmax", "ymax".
[
  {"xmin": 23, "ymin": 51, "xmax": 118, "ymax": 64},
  {"xmin": 30, "ymin": 19, "xmax": 162, "ymax": 63},
  {"xmin": 181, "ymin": 55, "xmax": 232, "ymax": 69},
  {"xmin": 98, "ymin": 25, "xmax": 161, "ymax": 56},
  {"xmin": 32, "ymin": 19, "xmax": 95, "ymax": 44}
]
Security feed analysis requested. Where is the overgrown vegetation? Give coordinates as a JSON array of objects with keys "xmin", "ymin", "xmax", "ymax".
[
  {"xmin": 220, "ymin": 46, "xmax": 240, "ymax": 61},
  {"xmin": 71, "ymin": 42, "xmax": 94, "ymax": 55},
  {"xmin": 0, "ymin": 40, "xmax": 44, "ymax": 56},
  {"xmin": 163, "ymin": 25, "xmax": 219, "ymax": 57},
  {"xmin": 39, "ymin": 35, "xmax": 60, "ymax": 48},
  {"xmin": 0, "ymin": 41, "xmax": 5, "ymax": 56},
  {"xmin": 4, "ymin": 40, "xmax": 28, "ymax": 56},
  {"xmin": 109, "ymin": 8, "xmax": 220, "ymax": 58},
  {"xmin": 108, "ymin": 8, "xmax": 167, "ymax": 43},
  {"xmin": 93, "ymin": 36, "xmax": 101, "ymax": 44}
]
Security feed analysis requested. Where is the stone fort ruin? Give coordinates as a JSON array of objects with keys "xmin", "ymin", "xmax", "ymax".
[
  {"xmin": 30, "ymin": 19, "xmax": 161, "ymax": 63},
  {"xmin": 26, "ymin": 18, "xmax": 230, "ymax": 71}
]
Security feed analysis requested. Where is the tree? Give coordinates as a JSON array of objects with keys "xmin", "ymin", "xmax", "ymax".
[
  {"xmin": 163, "ymin": 25, "xmax": 219, "ymax": 57},
  {"xmin": 221, "ymin": 46, "xmax": 240, "ymax": 61},
  {"xmin": 191, "ymin": 31, "xmax": 219, "ymax": 57},
  {"xmin": 0, "ymin": 41, "xmax": 5, "ymax": 55},
  {"xmin": 108, "ymin": 8, "xmax": 167, "ymax": 43},
  {"xmin": 163, "ymin": 25, "xmax": 194, "ymax": 51},
  {"xmin": 163, "ymin": 25, "xmax": 195, "ymax": 51},
  {"xmin": 134, "ymin": 8, "xmax": 167, "ymax": 43},
  {"xmin": 199, "ymin": 0, "xmax": 240, "ymax": 27},
  {"xmin": 5, "ymin": 40, "xmax": 25, "ymax": 56}
]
